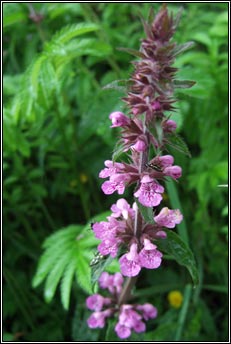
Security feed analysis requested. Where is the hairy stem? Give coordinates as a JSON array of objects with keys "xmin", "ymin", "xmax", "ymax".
[{"xmin": 118, "ymin": 276, "xmax": 138, "ymax": 307}]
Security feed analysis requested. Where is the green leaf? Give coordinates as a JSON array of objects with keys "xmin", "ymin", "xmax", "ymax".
[
  {"xmin": 32, "ymin": 224, "xmax": 95, "ymax": 307},
  {"xmin": 157, "ymin": 231, "xmax": 199, "ymax": 286},
  {"xmin": 3, "ymin": 5, "xmax": 27, "ymax": 28},
  {"xmin": 61, "ymin": 260, "xmax": 77, "ymax": 310},
  {"xmin": 136, "ymin": 200, "xmax": 155, "ymax": 224},
  {"xmin": 117, "ymin": 47, "xmax": 145, "ymax": 59},
  {"xmin": 91, "ymin": 255, "xmax": 114, "ymax": 286},
  {"xmin": 75, "ymin": 252, "xmax": 92, "ymax": 294},
  {"xmin": 44, "ymin": 252, "xmax": 72, "ymax": 303},
  {"xmin": 173, "ymin": 79, "xmax": 196, "ymax": 89},
  {"xmin": 165, "ymin": 133, "xmax": 192, "ymax": 157},
  {"xmin": 46, "ymin": 23, "xmax": 99, "ymax": 48}
]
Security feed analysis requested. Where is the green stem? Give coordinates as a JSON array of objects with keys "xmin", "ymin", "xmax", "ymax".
[
  {"xmin": 174, "ymin": 284, "xmax": 192, "ymax": 341},
  {"xmin": 118, "ymin": 276, "xmax": 138, "ymax": 307}
]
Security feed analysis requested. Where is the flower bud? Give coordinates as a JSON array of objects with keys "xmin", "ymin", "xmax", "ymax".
[{"xmin": 109, "ymin": 111, "xmax": 130, "ymax": 127}]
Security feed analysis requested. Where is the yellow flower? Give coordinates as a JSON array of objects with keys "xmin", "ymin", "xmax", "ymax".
[{"xmin": 167, "ymin": 290, "xmax": 183, "ymax": 308}]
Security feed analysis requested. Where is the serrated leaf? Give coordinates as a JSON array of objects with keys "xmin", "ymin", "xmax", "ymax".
[
  {"xmin": 60, "ymin": 259, "xmax": 77, "ymax": 310},
  {"xmin": 173, "ymin": 41, "xmax": 195, "ymax": 56},
  {"xmin": 136, "ymin": 200, "xmax": 155, "ymax": 224},
  {"xmin": 44, "ymin": 251, "xmax": 72, "ymax": 303},
  {"xmin": 166, "ymin": 133, "xmax": 191, "ymax": 157},
  {"xmin": 46, "ymin": 23, "xmax": 99, "ymax": 49},
  {"xmin": 157, "ymin": 231, "xmax": 199, "ymax": 286},
  {"xmin": 91, "ymin": 255, "xmax": 114, "ymax": 285},
  {"xmin": 75, "ymin": 253, "xmax": 92, "ymax": 294},
  {"xmin": 174, "ymin": 79, "xmax": 196, "ymax": 89},
  {"xmin": 43, "ymin": 225, "xmax": 82, "ymax": 248},
  {"xmin": 33, "ymin": 224, "xmax": 94, "ymax": 307}
]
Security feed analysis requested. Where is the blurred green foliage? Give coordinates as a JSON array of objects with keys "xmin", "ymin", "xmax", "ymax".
[{"xmin": 3, "ymin": 2, "xmax": 228, "ymax": 341}]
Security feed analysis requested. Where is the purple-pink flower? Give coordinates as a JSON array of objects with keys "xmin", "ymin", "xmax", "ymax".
[
  {"xmin": 86, "ymin": 273, "xmax": 158, "ymax": 339},
  {"xmin": 119, "ymin": 243, "xmax": 141, "ymax": 277},
  {"xmin": 109, "ymin": 111, "xmax": 131, "ymax": 128},
  {"xmin": 163, "ymin": 165, "xmax": 182, "ymax": 179},
  {"xmin": 110, "ymin": 198, "xmax": 135, "ymax": 219},
  {"xmin": 134, "ymin": 175, "xmax": 164, "ymax": 207},
  {"xmin": 87, "ymin": 309, "xmax": 112, "ymax": 329},
  {"xmin": 154, "ymin": 207, "xmax": 183, "ymax": 228},
  {"xmin": 136, "ymin": 303, "xmax": 158, "ymax": 320},
  {"xmin": 86, "ymin": 294, "xmax": 111, "ymax": 311},
  {"xmin": 99, "ymin": 160, "xmax": 125, "ymax": 178}
]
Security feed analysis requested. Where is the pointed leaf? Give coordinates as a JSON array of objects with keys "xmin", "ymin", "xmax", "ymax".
[
  {"xmin": 174, "ymin": 79, "xmax": 196, "ymax": 89},
  {"xmin": 46, "ymin": 23, "xmax": 99, "ymax": 49},
  {"xmin": 157, "ymin": 231, "xmax": 199, "ymax": 286},
  {"xmin": 60, "ymin": 259, "xmax": 77, "ymax": 310},
  {"xmin": 173, "ymin": 42, "xmax": 195, "ymax": 56},
  {"xmin": 117, "ymin": 47, "xmax": 145, "ymax": 59},
  {"xmin": 44, "ymin": 252, "xmax": 72, "ymax": 303},
  {"xmin": 75, "ymin": 252, "xmax": 92, "ymax": 294},
  {"xmin": 166, "ymin": 133, "xmax": 192, "ymax": 157},
  {"xmin": 136, "ymin": 200, "xmax": 155, "ymax": 224}
]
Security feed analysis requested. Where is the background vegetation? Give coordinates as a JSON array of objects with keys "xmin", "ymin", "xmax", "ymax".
[{"xmin": 3, "ymin": 2, "xmax": 228, "ymax": 341}]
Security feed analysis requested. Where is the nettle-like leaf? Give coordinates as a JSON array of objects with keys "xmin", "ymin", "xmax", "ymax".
[
  {"xmin": 10, "ymin": 23, "xmax": 100, "ymax": 124},
  {"xmin": 32, "ymin": 225, "xmax": 98, "ymax": 310},
  {"xmin": 157, "ymin": 231, "xmax": 199, "ymax": 286},
  {"xmin": 165, "ymin": 133, "xmax": 192, "ymax": 157}
]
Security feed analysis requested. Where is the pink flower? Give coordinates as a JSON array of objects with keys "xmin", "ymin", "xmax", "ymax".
[
  {"xmin": 99, "ymin": 160, "xmax": 125, "ymax": 178},
  {"xmin": 86, "ymin": 294, "xmax": 111, "ymax": 311},
  {"xmin": 98, "ymin": 272, "xmax": 113, "ymax": 290},
  {"xmin": 98, "ymin": 237, "xmax": 119, "ymax": 258},
  {"xmin": 119, "ymin": 305, "xmax": 142, "ymax": 327},
  {"xmin": 113, "ymin": 272, "xmax": 124, "ymax": 294},
  {"xmin": 152, "ymin": 100, "xmax": 162, "ymax": 111},
  {"xmin": 109, "ymin": 111, "xmax": 130, "ymax": 128},
  {"xmin": 154, "ymin": 207, "xmax": 183, "ymax": 228},
  {"xmin": 139, "ymin": 248, "xmax": 162, "ymax": 269},
  {"xmin": 87, "ymin": 310, "xmax": 111, "ymax": 329},
  {"xmin": 133, "ymin": 320, "xmax": 146, "ymax": 333},
  {"xmin": 92, "ymin": 221, "xmax": 113, "ymax": 240},
  {"xmin": 110, "ymin": 198, "xmax": 135, "ymax": 219},
  {"xmin": 101, "ymin": 173, "xmax": 130, "ymax": 195},
  {"xmin": 163, "ymin": 165, "xmax": 182, "ymax": 179},
  {"xmin": 119, "ymin": 243, "xmax": 141, "ymax": 277},
  {"xmin": 134, "ymin": 175, "xmax": 164, "ymax": 207},
  {"xmin": 115, "ymin": 323, "xmax": 131, "ymax": 339},
  {"xmin": 99, "ymin": 271, "xmax": 124, "ymax": 294},
  {"xmin": 158, "ymin": 155, "xmax": 174, "ymax": 167},
  {"xmin": 131, "ymin": 138, "xmax": 147, "ymax": 152},
  {"xmin": 163, "ymin": 119, "xmax": 177, "ymax": 132},
  {"xmin": 136, "ymin": 303, "xmax": 158, "ymax": 320},
  {"xmin": 155, "ymin": 230, "xmax": 167, "ymax": 238}
]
